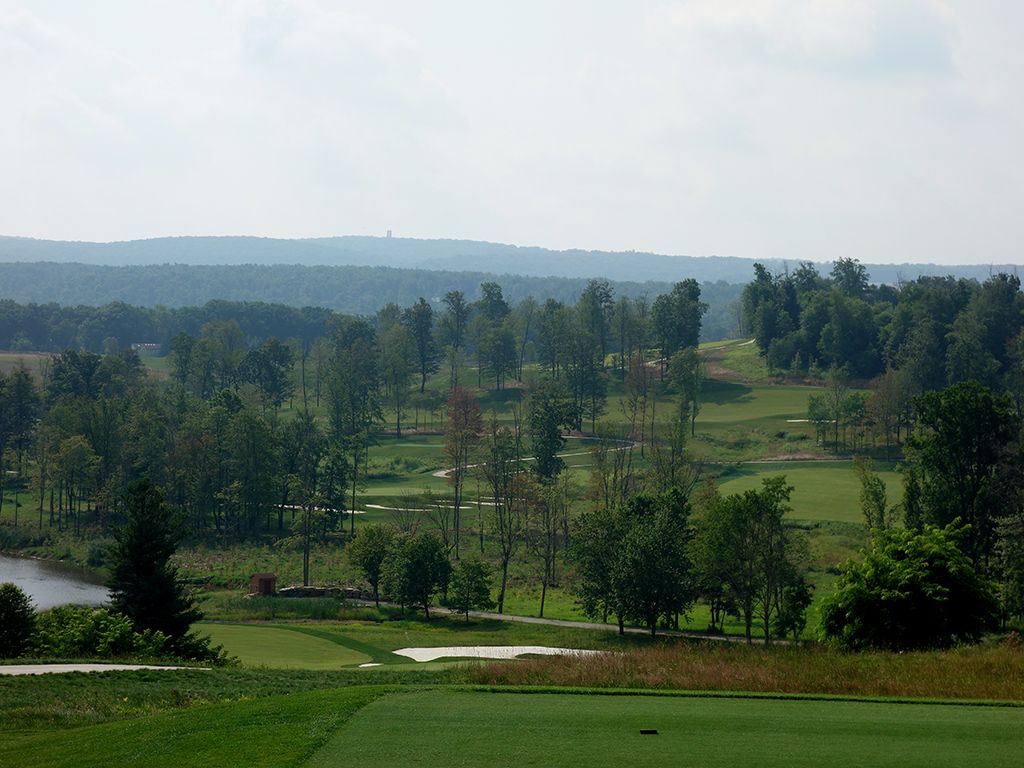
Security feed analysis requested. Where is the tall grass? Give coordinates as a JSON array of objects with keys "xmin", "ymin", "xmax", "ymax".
[{"xmin": 467, "ymin": 637, "xmax": 1024, "ymax": 701}]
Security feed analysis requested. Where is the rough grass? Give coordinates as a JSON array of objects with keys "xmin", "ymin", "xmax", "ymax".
[
  {"xmin": 173, "ymin": 543, "xmax": 358, "ymax": 589},
  {"xmin": 0, "ymin": 685, "xmax": 385, "ymax": 768},
  {"xmin": 0, "ymin": 668, "xmax": 460, "ymax": 732},
  {"xmin": 468, "ymin": 639, "xmax": 1024, "ymax": 701}
]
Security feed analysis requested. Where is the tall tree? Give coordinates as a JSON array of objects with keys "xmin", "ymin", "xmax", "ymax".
[
  {"xmin": 326, "ymin": 317, "xmax": 382, "ymax": 536},
  {"xmin": 527, "ymin": 378, "xmax": 572, "ymax": 481},
  {"xmin": 652, "ymin": 280, "xmax": 706, "ymax": 376},
  {"xmin": 906, "ymin": 381, "xmax": 1019, "ymax": 565},
  {"xmin": 108, "ymin": 480, "xmax": 202, "ymax": 650},
  {"xmin": 444, "ymin": 387, "xmax": 482, "ymax": 560},
  {"xmin": 403, "ymin": 297, "xmax": 439, "ymax": 393}
]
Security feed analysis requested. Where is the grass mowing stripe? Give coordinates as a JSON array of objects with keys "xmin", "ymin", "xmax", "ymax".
[
  {"xmin": 278, "ymin": 625, "xmax": 406, "ymax": 664},
  {"xmin": 0, "ymin": 686, "xmax": 387, "ymax": 768},
  {"xmin": 316, "ymin": 689, "xmax": 1024, "ymax": 768},
  {"xmin": 199, "ymin": 623, "xmax": 371, "ymax": 668}
]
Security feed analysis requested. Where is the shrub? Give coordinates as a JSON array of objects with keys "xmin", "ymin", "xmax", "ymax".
[
  {"xmin": 0, "ymin": 582, "xmax": 36, "ymax": 658},
  {"xmin": 820, "ymin": 524, "xmax": 999, "ymax": 650},
  {"xmin": 30, "ymin": 606, "xmax": 169, "ymax": 659}
]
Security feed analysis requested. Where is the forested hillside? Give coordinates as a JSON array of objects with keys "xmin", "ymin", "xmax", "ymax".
[
  {"xmin": 1, "ymin": 234, "xmax": 1015, "ymax": 285},
  {"xmin": 0, "ymin": 263, "xmax": 741, "ymax": 345}
]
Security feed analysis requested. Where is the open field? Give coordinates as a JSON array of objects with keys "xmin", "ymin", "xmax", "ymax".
[
  {"xmin": 2, "ymin": 684, "xmax": 1022, "ymax": 768},
  {"xmin": 0, "ymin": 350, "xmax": 51, "ymax": 377}
]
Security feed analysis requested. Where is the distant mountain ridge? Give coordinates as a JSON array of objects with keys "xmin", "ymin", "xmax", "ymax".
[{"xmin": 0, "ymin": 234, "xmax": 1015, "ymax": 285}]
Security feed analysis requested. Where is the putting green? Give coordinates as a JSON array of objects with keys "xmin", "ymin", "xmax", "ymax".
[
  {"xmin": 310, "ymin": 690, "xmax": 1024, "ymax": 768},
  {"xmin": 200, "ymin": 623, "xmax": 371, "ymax": 669}
]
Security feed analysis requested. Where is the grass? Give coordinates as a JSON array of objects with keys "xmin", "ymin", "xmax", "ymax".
[
  {"xmin": 5, "ymin": 683, "xmax": 1022, "ymax": 767},
  {"xmin": 0, "ymin": 667, "xmax": 459, "ymax": 732},
  {"xmin": 0, "ymin": 350, "xmax": 51, "ymax": 378},
  {"xmin": 198, "ymin": 624, "xmax": 372, "ymax": 669},
  {"xmin": 0, "ymin": 685, "xmax": 386, "ymax": 768},
  {"xmin": 714, "ymin": 461, "xmax": 904, "ymax": 524},
  {"xmin": 173, "ymin": 543, "xmax": 358, "ymax": 589},
  {"xmin": 315, "ymin": 689, "xmax": 1024, "ymax": 768},
  {"xmin": 468, "ymin": 640, "xmax": 1024, "ymax": 701}
]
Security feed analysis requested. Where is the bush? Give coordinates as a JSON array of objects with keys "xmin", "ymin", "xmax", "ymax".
[
  {"xmin": 0, "ymin": 582, "xmax": 36, "ymax": 658},
  {"xmin": 30, "ymin": 606, "xmax": 170, "ymax": 659},
  {"xmin": 820, "ymin": 524, "xmax": 999, "ymax": 650}
]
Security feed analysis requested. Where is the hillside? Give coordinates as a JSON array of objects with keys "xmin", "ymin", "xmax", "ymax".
[{"xmin": 0, "ymin": 234, "xmax": 1014, "ymax": 285}]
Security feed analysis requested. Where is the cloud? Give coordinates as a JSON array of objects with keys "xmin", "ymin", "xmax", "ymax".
[{"xmin": 649, "ymin": 0, "xmax": 955, "ymax": 77}]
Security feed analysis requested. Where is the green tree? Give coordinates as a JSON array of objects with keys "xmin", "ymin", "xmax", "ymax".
[
  {"xmin": 652, "ymin": 280, "xmax": 706, "ymax": 375},
  {"xmin": 668, "ymin": 347, "xmax": 705, "ymax": 436},
  {"xmin": 381, "ymin": 532, "xmax": 452, "ymax": 619},
  {"xmin": 527, "ymin": 378, "xmax": 572, "ymax": 481},
  {"xmin": 108, "ymin": 480, "xmax": 202, "ymax": 652},
  {"xmin": 613, "ymin": 491, "xmax": 695, "ymax": 636},
  {"xmin": 820, "ymin": 524, "xmax": 999, "ymax": 650},
  {"xmin": 907, "ymin": 381, "xmax": 1019, "ymax": 565},
  {"xmin": 855, "ymin": 457, "xmax": 889, "ymax": 533},
  {"xmin": 348, "ymin": 525, "xmax": 396, "ymax": 607},
  {"xmin": 699, "ymin": 477, "xmax": 808, "ymax": 644},
  {"xmin": 403, "ymin": 297, "xmax": 439, "ymax": 393},
  {"xmin": 448, "ymin": 559, "xmax": 495, "ymax": 621},
  {"xmin": 0, "ymin": 583, "xmax": 35, "ymax": 658}
]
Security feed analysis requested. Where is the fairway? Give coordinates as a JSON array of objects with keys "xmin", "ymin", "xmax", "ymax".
[
  {"xmin": 200, "ymin": 623, "xmax": 370, "ymax": 669},
  {"xmin": 715, "ymin": 461, "xmax": 904, "ymax": 523},
  {"xmin": 312, "ymin": 690, "xmax": 1024, "ymax": 768}
]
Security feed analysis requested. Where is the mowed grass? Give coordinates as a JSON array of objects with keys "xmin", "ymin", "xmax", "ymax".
[
  {"xmin": 194, "ymin": 616, "xmax": 651, "ymax": 670},
  {"xmin": 6, "ymin": 686, "xmax": 1021, "ymax": 767},
  {"xmin": 315, "ymin": 690, "xmax": 1024, "ymax": 768},
  {"xmin": 714, "ymin": 461, "xmax": 904, "ymax": 524},
  {"xmin": 199, "ymin": 624, "xmax": 371, "ymax": 669}
]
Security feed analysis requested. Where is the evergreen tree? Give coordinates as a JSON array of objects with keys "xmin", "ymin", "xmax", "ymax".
[{"xmin": 108, "ymin": 479, "xmax": 201, "ymax": 649}]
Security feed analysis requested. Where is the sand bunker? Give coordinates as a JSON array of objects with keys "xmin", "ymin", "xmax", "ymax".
[{"xmin": 393, "ymin": 645, "xmax": 601, "ymax": 663}]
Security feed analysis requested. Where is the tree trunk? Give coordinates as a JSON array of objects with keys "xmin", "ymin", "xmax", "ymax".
[{"xmin": 498, "ymin": 558, "xmax": 510, "ymax": 613}]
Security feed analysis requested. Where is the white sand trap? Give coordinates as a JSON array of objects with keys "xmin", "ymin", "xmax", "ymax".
[
  {"xmin": 393, "ymin": 645, "xmax": 601, "ymax": 663},
  {"xmin": 358, "ymin": 662, "xmax": 383, "ymax": 668}
]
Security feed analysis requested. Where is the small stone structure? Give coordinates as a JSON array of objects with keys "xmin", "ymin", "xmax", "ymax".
[{"xmin": 249, "ymin": 572, "xmax": 277, "ymax": 596}]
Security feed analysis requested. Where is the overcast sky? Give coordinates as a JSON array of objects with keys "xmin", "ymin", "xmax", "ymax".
[{"xmin": 2, "ymin": 1, "xmax": 1021, "ymax": 265}]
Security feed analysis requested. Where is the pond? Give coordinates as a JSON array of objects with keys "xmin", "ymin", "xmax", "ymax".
[{"xmin": 0, "ymin": 553, "xmax": 109, "ymax": 610}]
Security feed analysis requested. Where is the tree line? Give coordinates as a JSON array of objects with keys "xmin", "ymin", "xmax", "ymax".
[{"xmin": 0, "ymin": 262, "xmax": 744, "ymax": 348}]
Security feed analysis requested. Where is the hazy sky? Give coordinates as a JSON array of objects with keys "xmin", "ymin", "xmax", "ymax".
[{"xmin": 2, "ymin": 1, "xmax": 1021, "ymax": 264}]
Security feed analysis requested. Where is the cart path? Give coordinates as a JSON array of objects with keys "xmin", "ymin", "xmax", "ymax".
[{"xmin": 0, "ymin": 663, "xmax": 210, "ymax": 676}]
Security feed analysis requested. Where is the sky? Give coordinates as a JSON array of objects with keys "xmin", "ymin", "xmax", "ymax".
[{"xmin": 1, "ymin": 0, "xmax": 1022, "ymax": 265}]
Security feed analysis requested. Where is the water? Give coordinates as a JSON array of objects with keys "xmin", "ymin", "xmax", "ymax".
[{"xmin": 0, "ymin": 553, "xmax": 109, "ymax": 610}]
